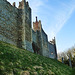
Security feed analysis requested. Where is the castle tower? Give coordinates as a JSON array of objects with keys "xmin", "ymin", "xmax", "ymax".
[
  {"xmin": 32, "ymin": 17, "xmax": 43, "ymax": 55},
  {"xmin": 33, "ymin": 17, "xmax": 49, "ymax": 57},
  {"xmin": 33, "ymin": 16, "xmax": 42, "ymax": 32},
  {"xmin": 18, "ymin": 0, "xmax": 33, "ymax": 52}
]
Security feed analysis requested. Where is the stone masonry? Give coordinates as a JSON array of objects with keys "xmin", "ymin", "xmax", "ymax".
[{"xmin": 0, "ymin": 0, "xmax": 57, "ymax": 59}]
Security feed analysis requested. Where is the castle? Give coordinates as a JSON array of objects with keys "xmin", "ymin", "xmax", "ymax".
[{"xmin": 0, "ymin": 0, "xmax": 57, "ymax": 59}]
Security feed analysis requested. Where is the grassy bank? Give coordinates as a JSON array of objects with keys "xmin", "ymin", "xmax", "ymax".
[{"xmin": 0, "ymin": 41, "xmax": 74, "ymax": 75}]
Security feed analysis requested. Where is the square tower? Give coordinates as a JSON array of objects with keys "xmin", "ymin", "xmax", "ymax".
[{"xmin": 18, "ymin": 0, "xmax": 33, "ymax": 52}]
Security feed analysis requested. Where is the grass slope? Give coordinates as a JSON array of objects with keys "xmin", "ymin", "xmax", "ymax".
[{"xmin": 0, "ymin": 41, "xmax": 74, "ymax": 75}]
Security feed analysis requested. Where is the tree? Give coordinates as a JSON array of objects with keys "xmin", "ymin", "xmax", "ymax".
[{"xmin": 58, "ymin": 45, "xmax": 75, "ymax": 68}]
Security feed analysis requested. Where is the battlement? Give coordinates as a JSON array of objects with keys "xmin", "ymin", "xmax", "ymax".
[
  {"xmin": 1, "ymin": 0, "xmax": 30, "ymax": 10},
  {"xmin": 0, "ymin": 0, "xmax": 17, "ymax": 8}
]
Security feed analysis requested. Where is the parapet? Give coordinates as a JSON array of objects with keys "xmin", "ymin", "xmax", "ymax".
[{"xmin": 1, "ymin": 0, "xmax": 17, "ymax": 8}]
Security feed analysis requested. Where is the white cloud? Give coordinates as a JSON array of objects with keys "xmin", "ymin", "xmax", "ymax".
[
  {"xmin": 47, "ymin": 1, "xmax": 75, "ymax": 40},
  {"xmin": 55, "ymin": 5, "xmax": 75, "ymax": 33}
]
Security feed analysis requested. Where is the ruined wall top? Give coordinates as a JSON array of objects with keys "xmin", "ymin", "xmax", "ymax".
[
  {"xmin": 0, "ymin": 0, "xmax": 17, "ymax": 8},
  {"xmin": 50, "ymin": 37, "xmax": 56, "ymax": 45},
  {"xmin": 1, "ymin": 0, "xmax": 31, "ymax": 10}
]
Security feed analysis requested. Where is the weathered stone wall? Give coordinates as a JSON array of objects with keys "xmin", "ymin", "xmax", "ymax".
[
  {"xmin": 0, "ymin": 0, "xmax": 33, "ymax": 52},
  {"xmin": 20, "ymin": 1, "xmax": 33, "ymax": 52},
  {"xmin": 41, "ymin": 29, "xmax": 49, "ymax": 57},
  {"xmin": 32, "ymin": 30, "xmax": 37, "ymax": 43},
  {"xmin": 48, "ymin": 42, "xmax": 56, "ymax": 59},
  {"xmin": 24, "ymin": 4, "xmax": 32, "ymax": 51},
  {"xmin": 32, "ymin": 30, "xmax": 42, "ymax": 54},
  {"xmin": 0, "ymin": 0, "xmax": 18, "ymax": 45},
  {"xmin": 17, "ymin": 0, "xmax": 33, "ymax": 52},
  {"xmin": 33, "ymin": 17, "xmax": 57, "ymax": 58},
  {"xmin": 36, "ymin": 31, "xmax": 42, "ymax": 55}
]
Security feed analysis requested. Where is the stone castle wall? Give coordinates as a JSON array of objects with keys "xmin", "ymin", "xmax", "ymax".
[
  {"xmin": 0, "ymin": 0, "xmax": 57, "ymax": 59},
  {"xmin": 0, "ymin": 0, "xmax": 33, "ymax": 52},
  {"xmin": 41, "ymin": 29, "xmax": 49, "ymax": 57},
  {"xmin": 33, "ymin": 16, "xmax": 57, "ymax": 58},
  {"xmin": 0, "ymin": 0, "xmax": 18, "ymax": 45},
  {"xmin": 48, "ymin": 43, "xmax": 56, "ymax": 59},
  {"xmin": 32, "ymin": 30, "xmax": 37, "ymax": 43}
]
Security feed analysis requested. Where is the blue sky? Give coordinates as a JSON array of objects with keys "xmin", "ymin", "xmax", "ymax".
[{"xmin": 7, "ymin": 0, "xmax": 75, "ymax": 53}]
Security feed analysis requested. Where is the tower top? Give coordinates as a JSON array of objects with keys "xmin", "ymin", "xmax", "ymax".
[{"xmin": 18, "ymin": 0, "xmax": 26, "ymax": 9}]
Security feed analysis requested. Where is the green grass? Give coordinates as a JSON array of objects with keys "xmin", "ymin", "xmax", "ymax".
[{"xmin": 0, "ymin": 41, "xmax": 74, "ymax": 75}]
